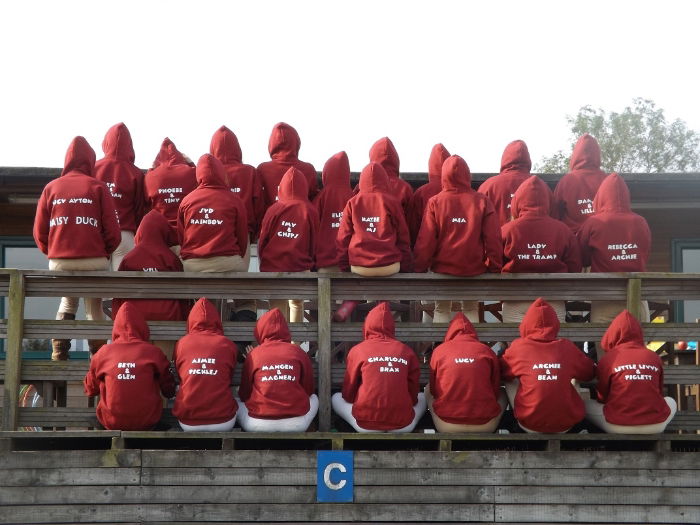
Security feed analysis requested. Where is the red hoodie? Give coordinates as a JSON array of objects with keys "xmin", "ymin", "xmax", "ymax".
[
  {"xmin": 553, "ymin": 134, "xmax": 608, "ymax": 232},
  {"xmin": 336, "ymin": 163, "xmax": 413, "ymax": 271},
  {"xmin": 238, "ymin": 308, "xmax": 315, "ymax": 419},
  {"xmin": 578, "ymin": 173, "xmax": 651, "ymax": 272},
  {"xmin": 84, "ymin": 302, "xmax": 176, "ymax": 430},
  {"xmin": 177, "ymin": 154, "xmax": 248, "ymax": 261},
  {"xmin": 429, "ymin": 313, "xmax": 502, "ymax": 425},
  {"xmin": 172, "ymin": 298, "xmax": 238, "ymax": 425},
  {"xmin": 407, "ymin": 143, "xmax": 450, "ymax": 244},
  {"xmin": 144, "ymin": 138, "xmax": 197, "ymax": 229},
  {"xmin": 114, "ymin": 210, "xmax": 188, "ymax": 321},
  {"xmin": 210, "ymin": 125, "xmax": 263, "ymax": 237},
  {"xmin": 596, "ymin": 310, "xmax": 670, "ymax": 425},
  {"xmin": 257, "ymin": 122, "xmax": 318, "ymax": 211},
  {"xmin": 413, "ymin": 155, "xmax": 502, "ymax": 275},
  {"xmin": 369, "ymin": 137, "xmax": 413, "ymax": 214},
  {"xmin": 258, "ymin": 167, "xmax": 319, "ymax": 272},
  {"xmin": 342, "ymin": 302, "xmax": 420, "ymax": 430},
  {"xmin": 500, "ymin": 298, "xmax": 595, "ymax": 433},
  {"xmin": 477, "ymin": 140, "xmax": 532, "ymax": 226},
  {"xmin": 94, "ymin": 123, "xmax": 145, "ymax": 232},
  {"xmin": 312, "ymin": 151, "xmax": 354, "ymax": 268},
  {"xmin": 34, "ymin": 136, "xmax": 121, "ymax": 259},
  {"xmin": 501, "ymin": 176, "xmax": 582, "ymax": 273}
]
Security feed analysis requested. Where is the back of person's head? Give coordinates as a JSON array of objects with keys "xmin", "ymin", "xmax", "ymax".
[
  {"xmin": 519, "ymin": 298, "xmax": 560, "ymax": 342},
  {"xmin": 268, "ymin": 122, "xmax": 301, "ymax": 161},
  {"xmin": 511, "ymin": 175, "xmax": 552, "ymax": 219},
  {"xmin": 187, "ymin": 297, "xmax": 223, "ymax": 335},
  {"xmin": 369, "ymin": 137, "xmax": 400, "ymax": 178},
  {"xmin": 195, "ymin": 154, "xmax": 228, "ymax": 188},
  {"xmin": 112, "ymin": 301, "xmax": 150, "ymax": 343},
  {"xmin": 210, "ymin": 125, "xmax": 243, "ymax": 165},
  {"xmin": 358, "ymin": 162, "xmax": 390, "ymax": 194},
  {"xmin": 278, "ymin": 167, "xmax": 309, "ymax": 201},
  {"xmin": 135, "ymin": 209, "xmax": 177, "ymax": 247},
  {"xmin": 441, "ymin": 155, "xmax": 471, "ymax": 192},
  {"xmin": 428, "ymin": 143, "xmax": 451, "ymax": 183},
  {"xmin": 443, "ymin": 312, "xmax": 479, "ymax": 343},
  {"xmin": 321, "ymin": 151, "xmax": 351, "ymax": 189},
  {"xmin": 592, "ymin": 172, "xmax": 632, "ymax": 214},
  {"xmin": 601, "ymin": 310, "xmax": 644, "ymax": 353},
  {"xmin": 569, "ymin": 133, "xmax": 602, "ymax": 172},
  {"xmin": 500, "ymin": 139, "xmax": 531, "ymax": 174},
  {"xmin": 62, "ymin": 136, "xmax": 96, "ymax": 177},
  {"xmin": 151, "ymin": 138, "xmax": 188, "ymax": 169},
  {"xmin": 363, "ymin": 302, "xmax": 395, "ymax": 340},
  {"xmin": 101, "ymin": 122, "xmax": 136, "ymax": 162},
  {"xmin": 254, "ymin": 308, "xmax": 292, "ymax": 345}
]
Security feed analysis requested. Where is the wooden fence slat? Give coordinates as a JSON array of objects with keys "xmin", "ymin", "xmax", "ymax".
[
  {"xmin": 0, "ymin": 449, "xmax": 140, "ymax": 469},
  {"xmin": 495, "ymin": 486, "xmax": 700, "ymax": 505},
  {"xmin": 316, "ymin": 276, "xmax": 332, "ymax": 431},
  {"xmin": 495, "ymin": 504, "xmax": 700, "ymax": 524},
  {"xmin": 2, "ymin": 270, "xmax": 25, "ymax": 431},
  {"xmin": 627, "ymin": 277, "xmax": 643, "ymax": 320},
  {"xmin": 0, "ymin": 467, "xmax": 141, "ymax": 487}
]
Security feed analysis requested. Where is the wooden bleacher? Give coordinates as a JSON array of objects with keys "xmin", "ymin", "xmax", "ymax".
[{"xmin": 1, "ymin": 269, "xmax": 700, "ymax": 524}]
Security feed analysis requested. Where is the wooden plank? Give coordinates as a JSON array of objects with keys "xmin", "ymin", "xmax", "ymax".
[
  {"xmin": 0, "ymin": 503, "xmax": 495, "ymax": 523},
  {"xmin": 2, "ymin": 270, "xmax": 24, "ymax": 431},
  {"xmin": 141, "ymin": 450, "xmax": 700, "ymax": 470},
  {"xmin": 0, "ymin": 467, "xmax": 140, "ymax": 486},
  {"xmin": 495, "ymin": 504, "xmax": 700, "ymax": 524},
  {"xmin": 0, "ymin": 449, "xmax": 140, "ymax": 469},
  {"xmin": 495, "ymin": 486, "xmax": 700, "ymax": 505},
  {"xmin": 627, "ymin": 277, "xmax": 643, "ymax": 320},
  {"xmin": 138, "ymin": 467, "xmax": 700, "ymax": 487},
  {"xmin": 317, "ymin": 276, "xmax": 332, "ymax": 431},
  {"xmin": 0, "ymin": 484, "xmax": 492, "ymax": 505}
]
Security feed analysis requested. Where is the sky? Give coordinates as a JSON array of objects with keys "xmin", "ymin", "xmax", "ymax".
[{"xmin": 1, "ymin": 0, "xmax": 699, "ymax": 173}]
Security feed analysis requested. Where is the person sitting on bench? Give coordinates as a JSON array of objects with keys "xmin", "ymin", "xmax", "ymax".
[{"xmin": 585, "ymin": 310, "xmax": 676, "ymax": 434}]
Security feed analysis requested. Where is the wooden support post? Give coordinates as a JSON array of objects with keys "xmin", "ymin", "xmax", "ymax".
[
  {"xmin": 317, "ymin": 276, "xmax": 332, "ymax": 432},
  {"xmin": 626, "ymin": 277, "xmax": 643, "ymax": 320},
  {"xmin": 439, "ymin": 439, "xmax": 452, "ymax": 452},
  {"xmin": 547, "ymin": 439, "xmax": 561, "ymax": 452},
  {"xmin": 2, "ymin": 270, "xmax": 25, "ymax": 431},
  {"xmin": 331, "ymin": 437, "xmax": 344, "ymax": 450}
]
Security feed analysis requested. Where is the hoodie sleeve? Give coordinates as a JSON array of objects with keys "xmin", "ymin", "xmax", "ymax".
[
  {"xmin": 489, "ymin": 352, "xmax": 502, "ymax": 398},
  {"xmin": 238, "ymin": 353, "xmax": 254, "ymax": 402},
  {"xmin": 99, "ymin": 185, "xmax": 122, "ymax": 255},
  {"xmin": 413, "ymin": 200, "xmax": 439, "ymax": 273},
  {"xmin": 308, "ymin": 206, "xmax": 320, "ymax": 270},
  {"xmin": 299, "ymin": 349, "xmax": 315, "ymax": 396},
  {"xmin": 252, "ymin": 169, "xmax": 264, "ymax": 240},
  {"xmin": 336, "ymin": 201, "xmax": 354, "ymax": 272},
  {"xmin": 83, "ymin": 358, "xmax": 101, "ymax": 397},
  {"xmin": 392, "ymin": 202, "xmax": 414, "ymax": 272},
  {"xmin": 562, "ymin": 230, "xmax": 583, "ymax": 272},
  {"xmin": 407, "ymin": 350, "xmax": 420, "ymax": 404},
  {"xmin": 33, "ymin": 189, "xmax": 51, "ymax": 255},
  {"xmin": 569, "ymin": 342, "xmax": 595, "ymax": 382},
  {"xmin": 481, "ymin": 198, "xmax": 503, "ymax": 272},
  {"xmin": 577, "ymin": 221, "xmax": 593, "ymax": 268},
  {"xmin": 341, "ymin": 347, "xmax": 363, "ymax": 403},
  {"xmin": 134, "ymin": 171, "xmax": 146, "ymax": 228},
  {"xmin": 499, "ymin": 350, "xmax": 516, "ymax": 382},
  {"xmin": 257, "ymin": 209, "xmax": 275, "ymax": 265},
  {"xmin": 176, "ymin": 203, "xmax": 186, "ymax": 248},
  {"xmin": 595, "ymin": 355, "xmax": 611, "ymax": 403},
  {"xmin": 155, "ymin": 352, "xmax": 176, "ymax": 399},
  {"xmin": 235, "ymin": 199, "xmax": 249, "ymax": 257}
]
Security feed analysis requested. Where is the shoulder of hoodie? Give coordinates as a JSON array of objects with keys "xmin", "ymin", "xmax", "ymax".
[
  {"xmin": 433, "ymin": 340, "xmax": 496, "ymax": 362},
  {"xmin": 223, "ymin": 162, "xmax": 257, "ymax": 178}
]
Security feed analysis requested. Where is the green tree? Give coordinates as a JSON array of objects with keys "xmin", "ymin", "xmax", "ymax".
[{"xmin": 537, "ymin": 98, "xmax": 700, "ymax": 173}]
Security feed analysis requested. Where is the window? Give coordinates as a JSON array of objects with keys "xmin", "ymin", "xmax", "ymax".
[
  {"xmin": 672, "ymin": 239, "xmax": 700, "ymax": 323},
  {"xmin": 1, "ymin": 237, "xmax": 88, "ymax": 358}
]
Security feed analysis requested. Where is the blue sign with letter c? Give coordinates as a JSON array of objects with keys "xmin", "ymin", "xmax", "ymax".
[{"xmin": 317, "ymin": 450, "xmax": 354, "ymax": 502}]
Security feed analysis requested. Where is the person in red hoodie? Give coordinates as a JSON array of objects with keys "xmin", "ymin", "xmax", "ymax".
[
  {"xmin": 258, "ymin": 167, "xmax": 319, "ymax": 322},
  {"xmin": 477, "ymin": 139, "xmax": 533, "ymax": 227},
  {"xmin": 406, "ymin": 143, "xmax": 451, "ymax": 245},
  {"xmin": 553, "ymin": 133, "xmax": 608, "ymax": 233},
  {"xmin": 500, "ymin": 298, "xmax": 595, "ymax": 433},
  {"xmin": 257, "ymin": 122, "xmax": 318, "ymax": 212},
  {"xmin": 210, "ymin": 125, "xmax": 263, "ymax": 252},
  {"xmin": 113, "ymin": 210, "xmax": 188, "ymax": 360},
  {"xmin": 501, "ymin": 175, "xmax": 582, "ymax": 322},
  {"xmin": 84, "ymin": 302, "xmax": 176, "ymax": 430},
  {"xmin": 237, "ymin": 308, "xmax": 317, "ymax": 432},
  {"xmin": 144, "ymin": 138, "xmax": 197, "ymax": 251},
  {"xmin": 337, "ymin": 162, "xmax": 412, "ymax": 276},
  {"xmin": 33, "ymin": 136, "xmax": 121, "ymax": 359},
  {"xmin": 313, "ymin": 151, "xmax": 354, "ymax": 272},
  {"xmin": 414, "ymin": 155, "xmax": 502, "ymax": 323},
  {"xmin": 332, "ymin": 302, "xmax": 425, "ymax": 432},
  {"xmin": 369, "ymin": 137, "xmax": 413, "ymax": 215},
  {"xmin": 426, "ymin": 313, "xmax": 507, "ymax": 432},
  {"xmin": 172, "ymin": 298, "xmax": 239, "ymax": 431},
  {"xmin": 578, "ymin": 172, "xmax": 651, "ymax": 328},
  {"xmin": 585, "ymin": 310, "xmax": 676, "ymax": 433},
  {"xmin": 94, "ymin": 122, "xmax": 145, "ymax": 270}
]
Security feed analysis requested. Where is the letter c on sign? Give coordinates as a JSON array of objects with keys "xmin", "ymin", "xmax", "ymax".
[{"xmin": 323, "ymin": 462, "xmax": 347, "ymax": 490}]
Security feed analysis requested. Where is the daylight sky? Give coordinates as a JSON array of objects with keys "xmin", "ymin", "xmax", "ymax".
[{"xmin": 1, "ymin": 0, "xmax": 699, "ymax": 173}]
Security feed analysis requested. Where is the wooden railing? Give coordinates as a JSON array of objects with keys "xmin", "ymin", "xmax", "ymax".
[{"xmin": 1, "ymin": 269, "xmax": 699, "ymax": 432}]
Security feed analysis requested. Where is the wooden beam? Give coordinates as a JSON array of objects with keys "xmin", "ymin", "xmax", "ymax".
[
  {"xmin": 316, "ymin": 276, "xmax": 332, "ymax": 432},
  {"xmin": 2, "ymin": 270, "xmax": 24, "ymax": 431},
  {"xmin": 627, "ymin": 277, "xmax": 643, "ymax": 320}
]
